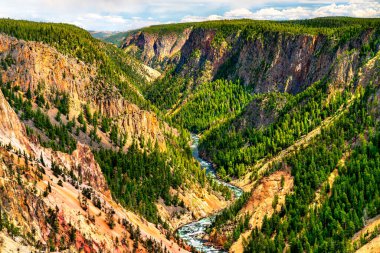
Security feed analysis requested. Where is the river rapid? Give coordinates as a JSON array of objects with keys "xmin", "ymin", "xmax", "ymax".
[{"xmin": 177, "ymin": 134, "xmax": 243, "ymax": 253}]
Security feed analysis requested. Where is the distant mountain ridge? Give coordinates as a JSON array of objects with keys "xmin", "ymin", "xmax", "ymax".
[{"xmin": 89, "ymin": 30, "xmax": 119, "ymax": 39}]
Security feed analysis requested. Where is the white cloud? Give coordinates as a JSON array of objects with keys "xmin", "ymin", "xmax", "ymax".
[
  {"xmin": 181, "ymin": 15, "xmax": 223, "ymax": 23},
  {"xmin": 181, "ymin": 0, "xmax": 380, "ymax": 22},
  {"xmin": 314, "ymin": 1, "xmax": 380, "ymax": 17},
  {"xmin": 0, "ymin": 0, "xmax": 379, "ymax": 30},
  {"xmin": 71, "ymin": 14, "xmax": 160, "ymax": 31},
  {"xmin": 224, "ymin": 8, "xmax": 255, "ymax": 18}
]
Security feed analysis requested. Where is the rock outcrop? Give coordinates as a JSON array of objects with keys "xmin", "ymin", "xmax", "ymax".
[
  {"xmin": 123, "ymin": 28, "xmax": 192, "ymax": 70},
  {"xmin": 0, "ymin": 86, "xmax": 187, "ymax": 252},
  {"xmin": 0, "ymin": 34, "xmax": 173, "ymax": 150},
  {"xmin": 123, "ymin": 24, "xmax": 377, "ymax": 94}
]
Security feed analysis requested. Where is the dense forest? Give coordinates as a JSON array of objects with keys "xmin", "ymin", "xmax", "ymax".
[
  {"xmin": 173, "ymin": 79, "xmax": 252, "ymax": 132},
  {"xmin": 199, "ymin": 79, "xmax": 351, "ymax": 177},
  {"xmin": 145, "ymin": 73, "xmax": 188, "ymax": 111},
  {"xmin": 94, "ymin": 142, "xmax": 183, "ymax": 224},
  {"xmin": 245, "ymin": 84, "xmax": 379, "ymax": 252}
]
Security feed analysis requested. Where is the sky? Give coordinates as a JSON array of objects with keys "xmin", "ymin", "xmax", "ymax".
[{"xmin": 0, "ymin": 0, "xmax": 379, "ymax": 31}]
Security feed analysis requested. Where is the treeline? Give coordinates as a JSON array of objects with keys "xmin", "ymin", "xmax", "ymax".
[
  {"xmin": 0, "ymin": 19, "xmax": 97, "ymax": 64},
  {"xmin": 244, "ymin": 84, "xmax": 380, "ymax": 252},
  {"xmin": 173, "ymin": 79, "xmax": 252, "ymax": 132},
  {"xmin": 140, "ymin": 17, "xmax": 380, "ymax": 43}
]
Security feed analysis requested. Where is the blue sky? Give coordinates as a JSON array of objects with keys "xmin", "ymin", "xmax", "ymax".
[{"xmin": 0, "ymin": 0, "xmax": 379, "ymax": 31}]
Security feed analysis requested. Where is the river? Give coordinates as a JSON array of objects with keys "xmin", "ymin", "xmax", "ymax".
[{"xmin": 177, "ymin": 134, "xmax": 243, "ymax": 253}]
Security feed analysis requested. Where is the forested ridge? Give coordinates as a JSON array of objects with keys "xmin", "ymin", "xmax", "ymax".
[
  {"xmin": 172, "ymin": 79, "xmax": 252, "ymax": 132},
  {"xmin": 0, "ymin": 76, "xmax": 192, "ymax": 224},
  {"xmin": 137, "ymin": 17, "xmax": 380, "ymax": 39},
  {"xmin": 245, "ymin": 83, "xmax": 380, "ymax": 252},
  {"xmin": 199, "ymin": 79, "xmax": 351, "ymax": 177},
  {"xmin": 137, "ymin": 17, "xmax": 380, "ymax": 139}
]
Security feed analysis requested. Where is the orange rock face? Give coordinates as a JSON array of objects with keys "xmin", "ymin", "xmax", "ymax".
[
  {"xmin": 0, "ymin": 34, "xmax": 174, "ymax": 151},
  {"xmin": 123, "ymin": 27, "xmax": 374, "ymax": 94},
  {"xmin": 0, "ymin": 35, "xmax": 187, "ymax": 252}
]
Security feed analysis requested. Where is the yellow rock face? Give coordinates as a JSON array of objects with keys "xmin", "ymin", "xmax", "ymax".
[
  {"xmin": 0, "ymin": 84, "xmax": 188, "ymax": 252},
  {"xmin": 0, "ymin": 34, "xmax": 175, "ymax": 151}
]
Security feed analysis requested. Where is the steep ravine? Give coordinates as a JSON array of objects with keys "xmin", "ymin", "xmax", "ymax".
[{"xmin": 177, "ymin": 134, "xmax": 243, "ymax": 253}]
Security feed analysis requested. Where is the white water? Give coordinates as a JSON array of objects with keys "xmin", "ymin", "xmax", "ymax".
[{"xmin": 177, "ymin": 134, "xmax": 243, "ymax": 253}]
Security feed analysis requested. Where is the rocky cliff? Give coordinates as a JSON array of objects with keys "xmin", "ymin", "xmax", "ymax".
[
  {"xmin": 123, "ymin": 20, "xmax": 379, "ymax": 95},
  {"xmin": 0, "ymin": 87, "xmax": 188, "ymax": 252},
  {"xmin": 123, "ymin": 28, "xmax": 192, "ymax": 70},
  {"xmin": 0, "ymin": 34, "xmax": 172, "ymax": 150}
]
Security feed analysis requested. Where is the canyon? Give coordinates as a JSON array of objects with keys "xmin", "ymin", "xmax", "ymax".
[{"xmin": 1, "ymin": 17, "xmax": 380, "ymax": 253}]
